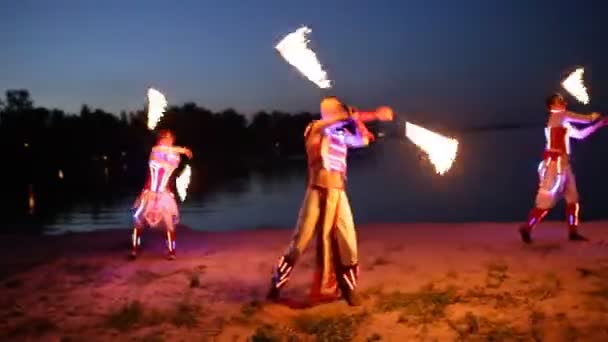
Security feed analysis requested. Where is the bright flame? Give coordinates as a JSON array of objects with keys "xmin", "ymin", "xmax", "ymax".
[
  {"xmin": 147, "ymin": 88, "xmax": 168, "ymax": 130},
  {"xmin": 561, "ymin": 68, "xmax": 589, "ymax": 104},
  {"xmin": 58, "ymin": 169, "xmax": 64, "ymax": 179},
  {"xmin": 176, "ymin": 165, "xmax": 191, "ymax": 202},
  {"xmin": 405, "ymin": 122, "xmax": 459, "ymax": 175},
  {"xmin": 275, "ymin": 26, "xmax": 332, "ymax": 89}
]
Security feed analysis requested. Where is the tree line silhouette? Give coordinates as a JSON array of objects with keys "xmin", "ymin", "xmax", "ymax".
[{"xmin": 0, "ymin": 89, "xmax": 386, "ymax": 193}]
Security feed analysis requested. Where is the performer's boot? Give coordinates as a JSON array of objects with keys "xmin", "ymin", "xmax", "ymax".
[
  {"xmin": 267, "ymin": 255, "xmax": 294, "ymax": 301},
  {"xmin": 337, "ymin": 264, "xmax": 361, "ymax": 306},
  {"xmin": 566, "ymin": 203, "xmax": 587, "ymax": 241},
  {"xmin": 130, "ymin": 226, "xmax": 142, "ymax": 259},
  {"xmin": 166, "ymin": 230, "xmax": 176, "ymax": 260},
  {"xmin": 518, "ymin": 208, "xmax": 548, "ymax": 244}
]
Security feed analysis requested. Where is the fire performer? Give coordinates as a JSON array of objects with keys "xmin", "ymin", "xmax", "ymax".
[
  {"xmin": 131, "ymin": 129, "xmax": 193, "ymax": 259},
  {"xmin": 519, "ymin": 94, "xmax": 605, "ymax": 243},
  {"xmin": 267, "ymin": 96, "xmax": 393, "ymax": 306}
]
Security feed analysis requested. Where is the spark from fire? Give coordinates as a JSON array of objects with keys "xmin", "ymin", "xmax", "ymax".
[
  {"xmin": 147, "ymin": 88, "xmax": 168, "ymax": 130},
  {"xmin": 275, "ymin": 26, "xmax": 332, "ymax": 89},
  {"xmin": 405, "ymin": 122, "xmax": 459, "ymax": 175},
  {"xmin": 176, "ymin": 165, "xmax": 191, "ymax": 202},
  {"xmin": 562, "ymin": 68, "xmax": 589, "ymax": 105}
]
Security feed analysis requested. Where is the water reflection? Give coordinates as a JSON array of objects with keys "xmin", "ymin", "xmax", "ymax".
[{"xmin": 3, "ymin": 127, "xmax": 608, "ymax": 235}]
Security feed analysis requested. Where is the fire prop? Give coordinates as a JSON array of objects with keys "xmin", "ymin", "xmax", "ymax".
[
  {"xmin": 147, "ymin": 88, "xmax": 168, "ymax": 130},
  {"xmin": 176, "ymin": 165, "xmax": 191, "ymax": 202},
  {"xmin": 405, "ymin": 122, "xmax": 459, "ymax": 175},
  {"xmin": 562, "ymin": 68, "xmax": 589, "ymax": 105},
  {"xmin": 275, "ymin": 26, "xmax": 332, "ymax": 89}
]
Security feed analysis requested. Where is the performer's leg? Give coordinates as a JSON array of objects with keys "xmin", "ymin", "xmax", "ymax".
[
  {"xmin": 267, "ymin": 188, "xmax": 321, "ymax": 300},
  {"xmin": 563, "ymin": 168, "xmax": 586, "ymax": 241},
  {"xmin": 310, "ymin": 189, "xmax": 340, "ymax": 301},
  {"xmin": 519, "ymin": 161, "xmax": 559, "ymax": 243},
  {"xmin": 164, "ymin": 214, "xmax": 177, "ymax": 260},
  {"xmin": 130, "ymin": 222, "xmax": 144, "ymax": 259},
  {"xmin": 332, "ymin": 191, "xmax": 361, "ymax": 306}
]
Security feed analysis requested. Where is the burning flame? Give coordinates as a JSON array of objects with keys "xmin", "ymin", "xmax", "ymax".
[
  {"xmin": 176, "ymin": 165, "xmax": 191, "ymax": 202},
  {"xmin": 561, "ymin": 68, "xmax": 589, "ymax": 105},
  {"xmin": 405, "ymin": 122, "xmax": 459, "ymax": 175},
  {"xmin": 147, "ymin": 88, "xmax": 168, "ymax": 130},
  {"xmin": 275, "ymin": 26, "xmax": 332, "ymax": 89}
]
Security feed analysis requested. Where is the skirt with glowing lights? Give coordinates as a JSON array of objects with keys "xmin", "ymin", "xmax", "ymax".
[
  {"xmin": 133, "ymin": 191, "xmax": 179, "ymax": 228},
  {"xmin": 535, "ymin": 157, "xmax": 579, "ymax": 209}
]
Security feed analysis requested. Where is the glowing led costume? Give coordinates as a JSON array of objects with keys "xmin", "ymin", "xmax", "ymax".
[
  {"xmin": 519, "ymin": 95, "xmax": 604, "ymax": 243},
  {"xmin": 131, "ymin": 130, "xmax": 192, "ymax": 259},
  {"xmin": 267, "ymin": 97, "xmax": 390, "ymax": 306}
]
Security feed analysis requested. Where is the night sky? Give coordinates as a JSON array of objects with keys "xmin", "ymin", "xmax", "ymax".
[{"xmin": 1, "ymin": 0, "xmax": 607, "ymax": 126}]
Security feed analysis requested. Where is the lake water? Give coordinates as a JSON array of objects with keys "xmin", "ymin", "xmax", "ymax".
[{"xmin": 7, "ymin": 127, "xmax": 608, "ymax": 235}]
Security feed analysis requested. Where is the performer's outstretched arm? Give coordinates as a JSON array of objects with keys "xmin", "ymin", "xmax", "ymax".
[
  {"xmin": 352, "ymin": 106, "xmax": 394, "ymax": 123},
  {"xmin": 568, "ymin": 118, "xmax": 607, "ymax": 140},
  {"xmin": 153, "ymin": 145, "xmax": 193, "ymax": 158},
  {"xmin": 564, "ymin": 111, "xmax": 601, "ymax": 124}
]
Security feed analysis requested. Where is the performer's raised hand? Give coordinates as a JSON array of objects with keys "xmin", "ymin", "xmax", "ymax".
[
  {"xmin": 375, "ymin": 106, "xmax": 394, "ymax": 121},
  {"xmin": 183, "ymin": 148, "xmax": 193, "ymax": 159}
]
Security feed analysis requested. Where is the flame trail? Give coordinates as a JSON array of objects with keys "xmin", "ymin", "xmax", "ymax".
[
  {"xmin": 275, "ymin": 26, "xmax": 332, "ymax": 89},
  {"xmin": 147, "ymin": 88, "xmax": 168, "ymax": 130},
  {"xmin": 562, "ymin": 68, "xmax": 589, "ymax": 104},
  {"xmin": 405, "ymin": 122, "xmax": 459, "ymax": 175},
  {"xmin": 176, "ymin": 165, "xmax": 191, "ymax": 202}
]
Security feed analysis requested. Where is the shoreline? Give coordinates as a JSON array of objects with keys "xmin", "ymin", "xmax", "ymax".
[{"xmin": 2, "ymin": 221, "xmax": 608, "ymax": 341}]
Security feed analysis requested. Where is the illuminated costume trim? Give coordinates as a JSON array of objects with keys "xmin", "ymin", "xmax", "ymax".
[
  {"xmin": 131, "ymin": 144, "xmax": 183, "ymax": 259},
  {"xmin": 268, "ymin": 99, "xmax": 374, "ymax": 306}
]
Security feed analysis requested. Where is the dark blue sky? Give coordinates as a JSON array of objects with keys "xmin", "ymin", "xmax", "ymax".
[{"xmin": 1, "ymin": 0, "xmax": 606, "ymax": 125}]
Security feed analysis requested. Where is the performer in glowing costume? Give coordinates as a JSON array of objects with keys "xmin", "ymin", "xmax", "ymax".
[
  {"xmin": 267, "ymin": 96, "xmax": 393, "ymax": 306},
  {"xmin": 519, "ymin": 94, "xmax": 605, "ymax": 243},
  {"xmin": 131, "ymin": 130, "xmax": 193, "ymax": 259}
]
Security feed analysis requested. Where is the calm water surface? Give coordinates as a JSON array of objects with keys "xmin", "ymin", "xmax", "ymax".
[{"xmin": 7, "ymin": 128, "xmax": 608, "ymax": 235}]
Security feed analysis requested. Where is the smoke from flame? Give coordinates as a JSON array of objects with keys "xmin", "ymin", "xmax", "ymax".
[
  {"xmin": 147, "ymin": 88, "xmax": 168, "ymax": 130},
  {"xmin": 275, "ymin": 26, "xmax": 332, "ymax": 89},
  {"xmin": 405, "ymin": 122, "xmax": 459, "ymax": 175},
  {"xmin": 176, "ymin": 165, "xmax": 191, "ymax": 202},
  {"xmin": 561, "ymin": 68, "xmax": 589, "ymax": 105}
]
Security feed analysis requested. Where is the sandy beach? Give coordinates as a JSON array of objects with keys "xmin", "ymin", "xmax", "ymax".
[{"xmin": 2, "ymin": 221, "xmax": 608, "ymax": 341}]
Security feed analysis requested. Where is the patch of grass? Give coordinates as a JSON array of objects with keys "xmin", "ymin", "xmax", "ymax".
[
  {"xmin": 485, "ymin": 262, "xmax": 508, "ymax": 289},
  {"xmin": 241, "ymin": 300, "xmax": 264, "ymax": 318},
  {"xmin": 293, "ymin": 312, "xmax": 368, "ymax": 342},
  {"xmin": 171, "ymin": 302, "xmax": 200, "ymax": 328},
  {"xmin": 5, "ymin": 278, "xmax": 24, "ymax": 289},
  {"xmin": 446, "ymin": 312, "xmax": 479, "ymax": 338},
  {"xmin": 447, "ymin": 313, "xmax": 528, "ymax": 341},
  {"xmin": 375, "ymin": 285, "xmax": 458, "ymax": 325},
  {"xmin": 189, "ymin": 272, "xmax": 200, "ymax": 288},
  {"xmin": 105, "ymin": 301, "xmax": 143, "ymax": 331},
  {"xmin": 446, "ymin": 271, "xmax": 459, "ymax": 279},
  {"xmin": 576, "ymin": 267, "xmax": 598, "ymax": 278},
  {"xmin": 371, "ymin": 256, "xmax": 391, "ymax": 267},
  {"xmin": 250, "ymin": 324, "xmax": 284, "ymax": 342},
  {"xmin": 366, "ymin": 333, "xmax": 382, "ymax": 341},
  {"xmin": 8, "ymin": 317, "xmax": 57, "ymax": 338},
  {"xmin": 142, "ymin": 308, "xmax": 167, "ymax": 326},
  {"xmin": 528, "ymin": 273, "xmax": 561, "ymax": 301},
  {"xmin": 360, "ymin": 285, "xmax": 384, "ymax": 300},
  {"xmin": 133, "ymin": 332, "xmax": 166, "ymax": 342},
  {"xmin": 462, "ymin": 286, "xmax": 519, "ymax": 308},
  {"xmin": 529, "ymin": 311, "xmax": 545, "ymax": 342}
]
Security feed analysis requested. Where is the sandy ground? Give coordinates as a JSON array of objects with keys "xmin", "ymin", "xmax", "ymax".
[{"xmin": 2, "ymin": 221, "xmax": 608, "ymax": 341}]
